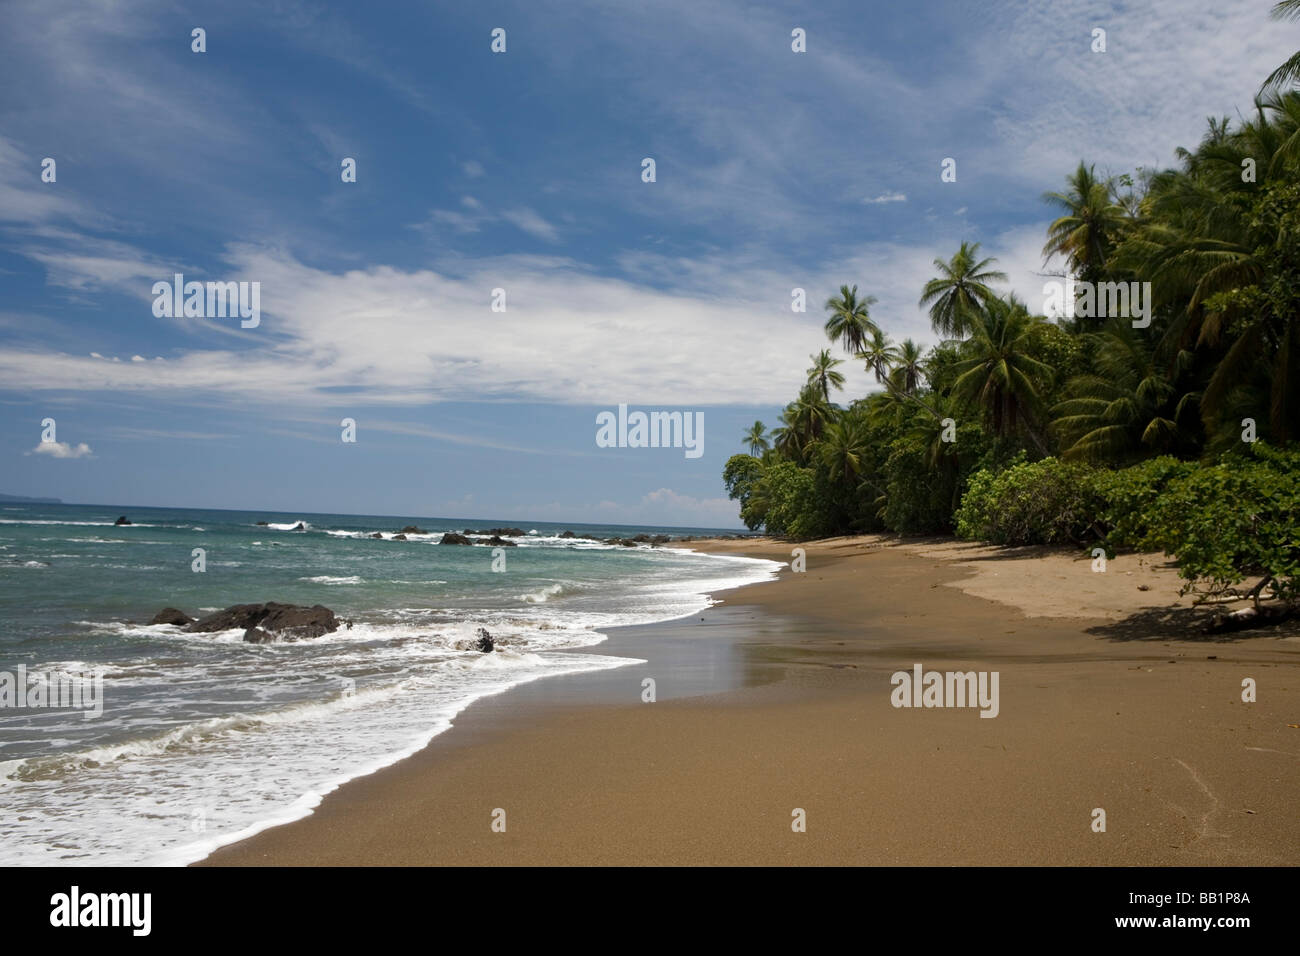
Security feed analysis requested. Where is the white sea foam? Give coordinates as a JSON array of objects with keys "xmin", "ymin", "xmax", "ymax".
[{"xmin": 0, "ymin": 543, "xmax": 779, "ymax": 867}]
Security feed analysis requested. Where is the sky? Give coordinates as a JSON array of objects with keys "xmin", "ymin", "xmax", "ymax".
[{"xmin": 0, "ymin": 0, "xmax": 1294, "ymax": 527}]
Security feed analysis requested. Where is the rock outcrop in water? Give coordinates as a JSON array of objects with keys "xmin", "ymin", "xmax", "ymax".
[
  {"xmin": 483, "ymin": 534, "xmax": 517, "ymax": 547},
  {"xmin": 440, "ymin": 532, "xmax": 472, "ymax": 545},
  {"xmin": 474, "ymin": 627, "xmax": 495, "ymax": 652},
  {"xmin": 184, "ymin": 602, "xmax": 340, "ymax": 642},
  {"xmin": 150, "ymin": 607, "xmax": 194, "ymax": 626},
  {"xmin": 114, "ymin": 516, "xmax": 131, "ymax": 526},
  {"xmin": 397, "ymin": 525, "xmax": 427, "ymax": 535}
]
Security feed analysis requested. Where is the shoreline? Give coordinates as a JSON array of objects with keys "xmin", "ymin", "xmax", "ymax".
[{"xmin": 198, "ymin": 536, "xmax": 1300, "ymax": 866}]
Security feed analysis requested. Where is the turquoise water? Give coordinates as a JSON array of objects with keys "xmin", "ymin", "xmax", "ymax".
[{"xmin": 0, "ymin": 503, "xmax": 778, "ymax": 864}]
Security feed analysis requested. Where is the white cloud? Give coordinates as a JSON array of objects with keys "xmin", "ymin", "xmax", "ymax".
[
  {"xmin": 864, "ymin": 192, "xmax": 907, "ymax": 204},
  {"xmin": 500, "ymin": 207, "xmax": 560, "ymax": 243},
  {"xmin": 30, "ymin": 440, "xmax": 93, "ymax": 459},
  {"xmin": 0, "ymin": 228, "xmax": 1078, "ymax": 409},
  {"xmin": 462, "ymin": 160, "xmax": 485, "ymax": 178}
]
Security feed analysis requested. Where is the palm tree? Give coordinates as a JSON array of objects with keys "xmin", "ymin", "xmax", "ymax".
[
  {"xmin": 1113, "ymin": 98, "xmax": 1300, "ymax": 442},
  {"xmin": 806, "ymin": 349, "xmax": 845, "ymax": 401},
  {"xmin": 918, "ymin": 242, "xmax": 1007, "ymax": 338},
  {"xmin": 1262, "ymin": 0, "xmax": 1300, "ymax": 93},
  {"xmin": 773, "ymin": 387, "xmax": 833, "ymax": 464},
  {"xmin": 741, "ymin": 421, "xmax": 769, "ymax": 456},
  {"xmin": 893, "ymin": 339, "xmax": 926, "ymax": 394},
  {"xmin": 819, "ymin": 417, "xmax": 870, "ymax": 483},
  {"xmin": 1042, "ymin": 162, "xmax": 1129, "ymax": 284},
  {"xmin": 1051, "ymin": 320, "xmax": 1198, "ymax": 462},
  {"xmin": 859, "ymin": 328, "xmax": 901, "ymax": 383},
  {"xmin": 951, "ymin": 295, "xmax": 1055, "ymax": 449},
  {"xmin": 789, "ymin": 385, "xmax": 833, "ymax": 447},
  {"xmin": 823, "ymin": 284, "xmax": 879, "ymax": 355}
]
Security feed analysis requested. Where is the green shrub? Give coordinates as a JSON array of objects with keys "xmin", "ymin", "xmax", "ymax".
[
  {"xmin": 723, "ymin": 454, "xmax": 766, "ymax": 531},
  {"xmin": 1088, "ymin": 456, "xmax": 1197, "ymax": 551},
  {"xmin": 750, "ymin": 460, "xmax": 831, "ymax": 539},
  {"xmin": 1144, "ymin": 443, "xmax": 1300, "ymax": 603},
  {"xmin": 954, "ymin": 455, "xmax": 1101, "ymax": 545}
]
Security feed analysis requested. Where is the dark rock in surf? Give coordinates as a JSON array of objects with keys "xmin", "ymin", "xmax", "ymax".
[
  {"xmin": 370, "ymin": 532, "xmax": 383, "ymax": 539},
  {"xmin": 392, "ymin": 534, "xmax": 408, "ymax": 541},
  {"xmin": 559, "ymin": 531, "xmax": 577, "ymax": 538},
  {"xmin": 474, "ymin": 627, "xmax": 495, "ymax": 653},
  {"xmin": 150, "ymin": 607, "xmax": 194, "ymax": 627},
  {"xmin": 484, "ymin": 535, "xmax": 517, "ymax": 547},
  {"xmin": 440, "ymin": 533, "xmax": 472, "ymax": 545},
  {"xmin": 242, "ymin": 627, "xmax": 275, "ymax": 644},
  {"xmin": 256, "ymin": 521, "xmax": 269, "ymax": 526},
  {"xmin": 186, "ymin": 602, "xmax": 339, "ymax": 641},
  {"xmin": 398, "ymin": 526, "xmax": 427, "ymax": 535},
  {"xmin": 114, "ymin": 516, "xmax": 131, "ymax": 526}
]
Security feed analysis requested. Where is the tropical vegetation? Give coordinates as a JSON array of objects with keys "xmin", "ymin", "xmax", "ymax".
[{"xmin": 728, "ymin": 40, "xmax": 1300, "ymax": 612}]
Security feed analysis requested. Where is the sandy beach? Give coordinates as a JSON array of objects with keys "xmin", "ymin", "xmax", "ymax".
[{"xmin": 200, "ymin": 536, "xmax": 1300, "ymax": 866}]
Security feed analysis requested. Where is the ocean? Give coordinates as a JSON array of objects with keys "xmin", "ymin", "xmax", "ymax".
[{"xmin": 0, "ymin": 503, "xmax": 780, "ymax": 865}]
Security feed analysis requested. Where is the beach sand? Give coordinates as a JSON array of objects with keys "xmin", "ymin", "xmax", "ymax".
[{"xmin": 199, "ymin": 536, "xmax": 1300, "ymax": 866}]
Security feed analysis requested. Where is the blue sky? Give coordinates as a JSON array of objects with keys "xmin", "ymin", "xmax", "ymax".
[{"xmin": 0, "ymin": 0, "xmax": 1294, "ymax": 526}]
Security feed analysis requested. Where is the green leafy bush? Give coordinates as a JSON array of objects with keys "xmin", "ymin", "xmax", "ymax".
[
  {"xmin": 954, "ymin": 455, "xmax": 1101, "ymax": 545},
  {"xmin": 1088, "ymin": 456, "xmax": 1197, "ymax": 551},
  {"xmin": 723, "ymin": 454, "xmax": 766, "ymax": 530},
  {"xmin": 736, "ymin": 459, "xmax": 831, "ymax": 539},
  {"xmin": 1144, "ymin": 443, "xmax": 1300, "ymax": 603}
]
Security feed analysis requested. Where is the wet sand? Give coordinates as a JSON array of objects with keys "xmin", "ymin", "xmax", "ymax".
[{"xmin": 199, "ymin": 536, "xmax": 1300, "ymax": 866}]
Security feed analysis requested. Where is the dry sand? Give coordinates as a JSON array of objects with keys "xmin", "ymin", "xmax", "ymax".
[{"xmin": 200, "ymin": 536, "xmax": 1300, "ymax": 866}]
